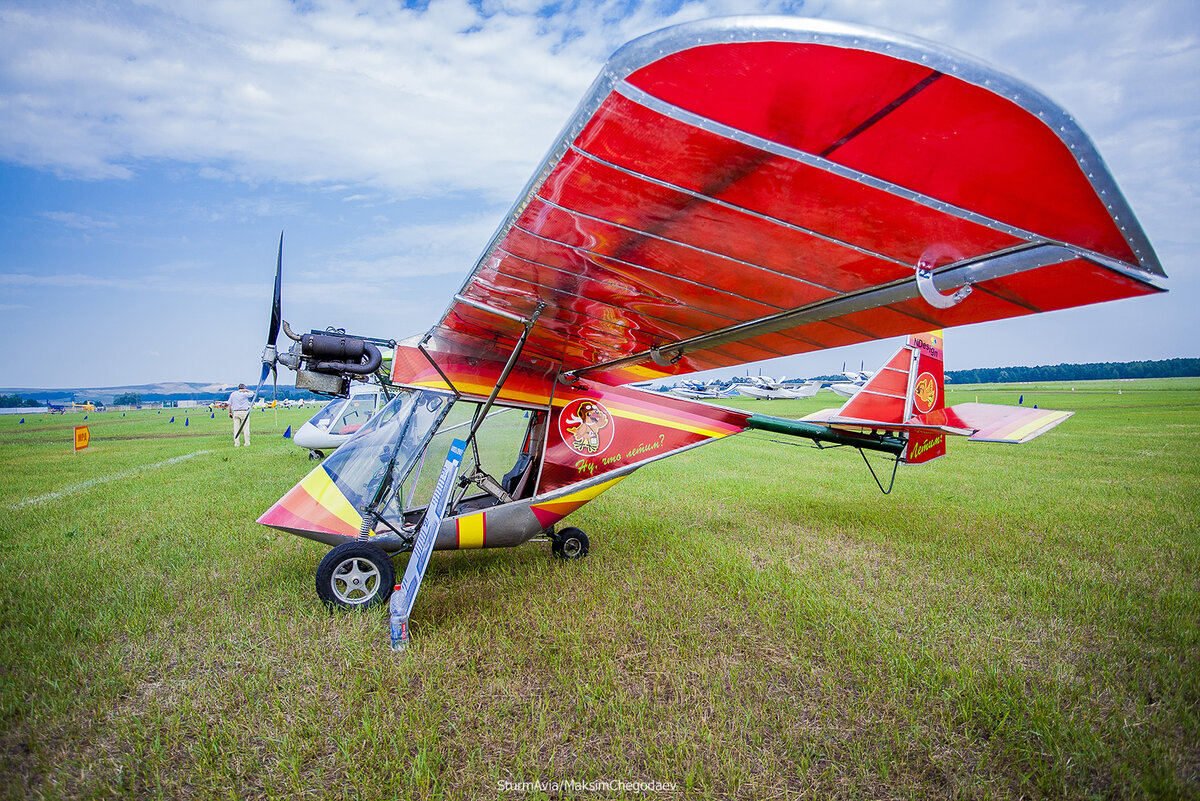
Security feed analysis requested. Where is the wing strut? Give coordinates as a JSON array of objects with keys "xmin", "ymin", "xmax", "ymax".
[
  {"xmin": 452, "ymin": 299, "xmax": 546, "ymax": 504},
  {"xmin": 460, "ymin": 300, "xmax": 546, "ymax": 445}
]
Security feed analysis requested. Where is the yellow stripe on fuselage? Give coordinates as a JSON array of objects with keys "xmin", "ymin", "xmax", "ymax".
[
  {"xmin": 613, "ymin": 407, "xmax": 737, "ymax": 438},
  {"xmin": 548, "ymin": 396, "xmax": 736, "ymax": 439},
  {"xmin": 412, "ymin": 374, "xmax": 735, "ymax": 439},
  {"xmin": 539, "ymin": 476, "xmax": 627, "ymax": 509},
  {"xmin": 457, "ymin": 513, "xmax": 485, "ymax": 548}
]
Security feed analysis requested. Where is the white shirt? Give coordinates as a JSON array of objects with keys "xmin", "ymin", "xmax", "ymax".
[{"xmin": 228, "ymin": 389, "xmax": 253, "ymax": 412}]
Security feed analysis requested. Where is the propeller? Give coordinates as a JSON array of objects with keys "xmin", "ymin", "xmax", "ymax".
[
  {"xmin": 235, "ymin": 232, "xmax": 283, "ymax": 440},
  {"xmin": 234, "ymin": 232, "xmax": 386, "ymax": 420}
]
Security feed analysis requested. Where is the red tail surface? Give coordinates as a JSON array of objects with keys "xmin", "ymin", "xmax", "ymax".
[
  {"xmin": 901, "ymin": 332, "xmax": 947, "ymax": 464},
  {"xmin": 804, "ymin": 331, "xmax": 949, "ymax": 463},
  {"xmin": 804, "ymin": 330, "xmax": 1072, "ymax": 464},
  {"xmin": 838, "ymin": 330, "xmax": 945, "ymax": 425}
]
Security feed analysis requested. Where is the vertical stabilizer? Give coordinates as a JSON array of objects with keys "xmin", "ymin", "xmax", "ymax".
[
  {"xmin": 829, "ymin": 330, "xmax": 947, "ymax": 463},
  {"xmin": 836, "ymin": 346, "xmax": 912, "ymax": 424},
  {"xmin": 905, "ymin": 330, "xmax": 944, "ymax": 418},
  {"xmin": 837, "ymin": 330, "xmax": 943, "ymax": 424},
  {"xmin": 903, "ymin": 331, "xmax": 947, "ymax": 464},
  {"xmin": 801, "ymin": 330, "xmax": 1068, "ymax": 465}
]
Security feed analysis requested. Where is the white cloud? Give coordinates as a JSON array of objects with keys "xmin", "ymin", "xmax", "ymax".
[
  {"xmin": 0, "ymin": 269, "xmax": 261, "ymax": 298},
  {"xmin": 0, "ymin": 0, "xmax": 606, "ymax": 199},
  {"xmin": 0, "ymin": 0, "xmax": 1196, "ymax": 386},
  {"xmin": 2, "ymin": 0, "xmax": 1194, "ymax": 236},
  {"xmin": 316, "ymin": 214, "xmax": 504, "ymax": 276},
  {"xmin": 201, "ymin": 196, "xmax": 309, "ymax": 223},
  {"xmin": 39, "ymin": 211, "xmax": 117, "ymax": 230}
]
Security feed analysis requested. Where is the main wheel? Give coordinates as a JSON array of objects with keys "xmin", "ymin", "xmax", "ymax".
[
  {"xmin": 308, "ymin": 449, "xmax": 325, "ymax": 461},
  {"xmin": 315, "ymin": 541, "xmax": 395, "ymax": 609},
  {"xmin": 552, "ymin": 527, "xmax": 589, "ymax": 560}
]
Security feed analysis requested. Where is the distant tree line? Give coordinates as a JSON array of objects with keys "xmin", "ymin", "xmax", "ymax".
[
  {"xmin": 946, "ymin": 358, "xmax": 1200, "ymax": 384},
  {"xmin": 113, "ymin": 392, "xmax": 141, "ymax": 406},
  {"xmin": 0, "ymin": 394, "xmax": 43, "ymax": 408}
]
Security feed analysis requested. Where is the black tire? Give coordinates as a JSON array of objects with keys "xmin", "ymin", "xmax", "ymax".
[
  {"xmin": 552, "ymin": 527, "xmax": 589, "ymax": 560},
  {"xmin": 315, "ymin": 541, "xmax": 395, "ymax": 609},
  {"xmin": 308, "ymin": 449, "xmax": 325, "ymax": 461}
]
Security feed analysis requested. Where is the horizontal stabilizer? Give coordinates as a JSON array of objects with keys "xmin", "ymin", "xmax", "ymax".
[
  {"xmin": 930, "ymin": 402, "xmax": 1074, "ymax": 444},
  {"xmin": 805, "ymin": 402, "xmax": 1072, "ymax": 444},
  {"xmin": 801, "ymin": 333, "xmax": 1070, "ymax": 452}
]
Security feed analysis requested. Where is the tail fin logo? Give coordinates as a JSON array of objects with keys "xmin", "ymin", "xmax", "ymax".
[{"xmin": 913, "ymin": 372, "xmax": 938, "ymax": 414}]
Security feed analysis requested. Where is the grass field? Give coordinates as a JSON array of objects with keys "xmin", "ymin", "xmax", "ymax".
[{"xmin": 1, "ymin": 381, "xmax": 1197, "ymax": 800}]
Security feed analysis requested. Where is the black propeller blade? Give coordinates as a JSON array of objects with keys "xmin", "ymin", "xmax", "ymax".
[
  {"xmin": 268, "ymin": 231, "xmax": 282, "ymax": 352},
  {"xmin": 267, "ymin": 231, "xmax": 282, "ymax": 407},
  {"xmin": 235, "ymin": 232, "xmax": 284, "ymax": 441}
]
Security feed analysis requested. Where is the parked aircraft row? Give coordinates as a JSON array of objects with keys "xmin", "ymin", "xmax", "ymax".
[{"xmin": 665, "ymin": 375, "xmax": 852, "ymax": 401}]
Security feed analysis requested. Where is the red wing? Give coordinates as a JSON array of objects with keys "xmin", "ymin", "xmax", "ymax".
[{"xmin": 427, "ymin": 18, "xmax": 1164, "ymax": 383}]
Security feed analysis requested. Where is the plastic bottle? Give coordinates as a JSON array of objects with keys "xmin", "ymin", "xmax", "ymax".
[{"xmin": 389, "ymin": 584, "xmax": 408, "ymax": 652}]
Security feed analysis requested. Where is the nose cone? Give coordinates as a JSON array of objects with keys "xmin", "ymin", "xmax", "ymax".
[
  {"xmin": 292, "ymin": 421, "xmax": 328, "ymax": 449},
  {"xmin": 257, "ymin": 463, "xmax": 367, "ymax": 538}
]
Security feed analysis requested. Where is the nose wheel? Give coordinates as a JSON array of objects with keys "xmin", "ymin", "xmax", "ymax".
[
  {"xmin": 315, "ymin": 541, "xmax": 395, "ymax": 608},
  {"xmin": 551, "ymin": 527, "xmax": 589, "ymax": 559}
]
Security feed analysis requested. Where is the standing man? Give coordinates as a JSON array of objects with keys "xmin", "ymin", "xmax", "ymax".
[{"xmin": 228, "ymin": 383, "xmax": 254, "ymax": 447}]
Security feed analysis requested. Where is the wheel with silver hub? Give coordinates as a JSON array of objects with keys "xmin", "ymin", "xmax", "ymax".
[
  {"xmin": 552, "ymin": 527, "xmax": 589, "ymax": 560},
  {"xmin": 315, "ymin": 541, "xmax": 395, "ymax": 609}
]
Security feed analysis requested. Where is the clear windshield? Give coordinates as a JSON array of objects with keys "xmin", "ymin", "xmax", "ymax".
[
  {"xmin": 382, "ymin": 402, "xmax": 540, "ymax": 519},
  {"xmin": 320, "ymin": 388, "xmax": 454, "ymax": 513},
  {"xmin": 330, "ymin": 395, "xmax": 381, "ymax": 435},
  {"xmin": 305, "ymin": 398, "xmax": 347, "ymax": 430}
]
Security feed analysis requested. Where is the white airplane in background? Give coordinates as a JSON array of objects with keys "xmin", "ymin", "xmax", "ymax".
[
  {"xmin": 828, "ymin": 363, "xmax": 876, "ymax": 398},
  {"xmin": 669, "ymin": 379, "xmax": 738, "ymax": 399},
  {"xmin": 734, "ymin": 375, "xmax": 821, "ymax": 400},
  {"xmin": 293, "ymin": 382, "xmax": 387, "ymax": 460}
]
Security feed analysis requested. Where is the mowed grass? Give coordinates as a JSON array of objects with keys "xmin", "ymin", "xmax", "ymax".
[{"xmin": 0, "ymin": 381, "xmax": 1197, "ymax": 800}]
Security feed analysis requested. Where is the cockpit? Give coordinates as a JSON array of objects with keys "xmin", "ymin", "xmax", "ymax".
[
  {"xmin": 317, "ymin": 387, "xmax": 545, "ymax": 541},
  {"xmin": 305, "ymin": 389, "xmax": 384, "ymax": 436}
]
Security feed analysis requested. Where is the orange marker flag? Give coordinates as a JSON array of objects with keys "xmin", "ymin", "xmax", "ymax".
[{"xmin": 74, "ymin": 425, "xmax": 90, "ymax": 453}]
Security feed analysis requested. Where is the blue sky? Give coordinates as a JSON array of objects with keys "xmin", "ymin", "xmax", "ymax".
[{"xmin": 1, "ymin": 0, "xmax": 1196, "ymax": 389}]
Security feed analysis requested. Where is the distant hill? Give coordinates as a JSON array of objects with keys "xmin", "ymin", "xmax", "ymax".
[
  {"xmin": 946, "ymin": 358, "xmax": 1200, "ymax": 385},
  {"xmin": 0, "ymin": 381, "xmax": 324, "ymax": 405}
]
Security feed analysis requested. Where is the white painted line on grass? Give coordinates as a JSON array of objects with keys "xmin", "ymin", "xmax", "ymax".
[{"xmin": 13, "ymin": 450, "xmax": 214, "ymax": 509}]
